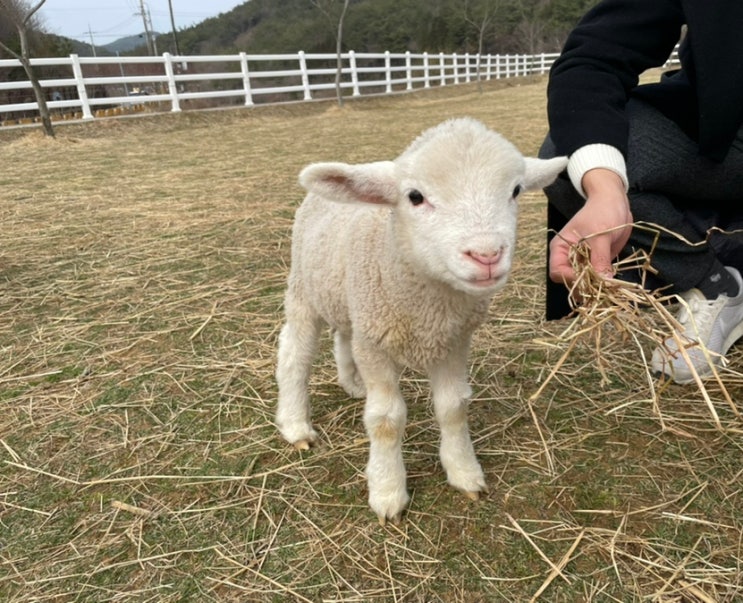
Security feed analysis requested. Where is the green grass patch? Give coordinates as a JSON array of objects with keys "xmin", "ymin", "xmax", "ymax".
[{"xmin": 1, "ymin": 77, "xmax": 742, "ymax": 602}]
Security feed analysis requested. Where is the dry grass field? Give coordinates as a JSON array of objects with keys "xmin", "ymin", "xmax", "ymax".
[{"xmin": 1, "ymin": 76, "xmax": 742, "ymax": 602}]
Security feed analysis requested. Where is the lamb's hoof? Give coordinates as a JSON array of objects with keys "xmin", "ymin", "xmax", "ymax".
[
  {"xmin": 292, "ymin": 439, "xmax": 313, "ymax": 451},
  {"xmin": 464, "ymin": 490, "xmax": 480, "ymax": 501},
  {"xmin": 378, "ymin": 512, "xmax": 403, "ymax": 527},
  {"xmin": 339, "ymin": 378, "xmax": 366, "ymax": 399},
  {"xmin": 346, "ymin": 385, "xmax": 366, "ymax": 399},
  {"xmin": 458, "ymin": 483, "xmax": 488, "ymax": 501}
]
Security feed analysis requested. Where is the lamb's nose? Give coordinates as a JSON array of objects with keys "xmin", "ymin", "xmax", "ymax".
[{"xmin": 466, "ymin": 249, "xmax": 501, "ymax": 266}]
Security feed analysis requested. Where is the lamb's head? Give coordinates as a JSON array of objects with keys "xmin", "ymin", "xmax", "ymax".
[{"xmin": 299, "ymin": 117, "xmax": 567, "ymax": 295}]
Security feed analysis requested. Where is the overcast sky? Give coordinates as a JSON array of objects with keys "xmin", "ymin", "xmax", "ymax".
[{"xmin": 38, "ymin": 0, "xmax": 247, "ymax": 44}]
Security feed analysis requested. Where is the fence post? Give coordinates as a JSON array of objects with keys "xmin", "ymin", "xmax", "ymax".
[
  {"xmin": 69, "ymin": 54, "xmax": 93, "ymax": 120},
  {"xmin": 348, "ymin": 50, "xmax": 360, "ymax": 96},
  {"xmin": 298, "ymin": 50, "xmax": 312, "ymax": 101},
  {"xmin": 163, "ymin": 53, "xmax": 181, "ymax": 112},
  {"xmin": 384, "ymin": 51, "xmax": 392, "ymax": 93},
  {"xmin": 240, "ymin": 52, "xmax": 254, "ymax": 106},
  {"xmin": 405, "ymin": 50, "xmax": 412, "ymax": 90},
  {"xmin": 1, "ymin": 47, "xmax": 606, "ymax": 119}
]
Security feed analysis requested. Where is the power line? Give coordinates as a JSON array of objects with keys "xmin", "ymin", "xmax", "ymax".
[{"xmin": 97, "ymin": 16, "xmax": 141, "ymax": 35}]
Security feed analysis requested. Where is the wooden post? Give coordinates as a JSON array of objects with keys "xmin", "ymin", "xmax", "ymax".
[
  {"xmin": 163, "ymin": 53, "xmax": 181, "ymax": 112},
  {"xmin": 240, "ymin": 52, "xmax": 254, "ymax": 106},
  {"xmin": 384, "ymin": 51, "xmax": 392, "ymax": 93},
  {"xmin": 70, "ymin": 54, "xmax": 93, "ymax": 120},
  {"xmin": 405, "ymin": 51, "xmax": 412, "ymax": 90},
  {"xmin": 349, "ymin": 50, "xmax": 360, "ymax": 96},
  {"xmin": 298, "ymin": 51, "xmax": 312, "ymax": 101}
]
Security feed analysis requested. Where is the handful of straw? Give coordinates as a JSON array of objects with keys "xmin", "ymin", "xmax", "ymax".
[{"xmin": 530, "ymin": 226, "xmax": 740, "ymax": 430}]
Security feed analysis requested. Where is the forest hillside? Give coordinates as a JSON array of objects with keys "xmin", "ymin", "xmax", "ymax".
[
  {"xmin": 0, "ymin": 0, "xmax": 600, "ymax": 59},
  {"xmin": 164, "ymin": 0, "xmax": 599, "ymax": 56}
]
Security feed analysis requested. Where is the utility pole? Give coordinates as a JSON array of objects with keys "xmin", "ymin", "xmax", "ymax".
[
  {"xmin": 148, "ymin": 6, "xmax": 158, "ymax": 54},
  {"xmin": 138, "ymin": 0, "xmax": 154, "ymax": 55},
  {"xmin": 168, "ymin": 0, "xmax": 181, "ymax": 56},
  {"xmin": 87, "ymin": 24, "xmax": 97, "ymax": 57}
]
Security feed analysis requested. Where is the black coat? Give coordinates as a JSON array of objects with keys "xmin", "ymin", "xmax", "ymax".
[{"xmin": 547, "ymin": 0, "xmax": 743, "ymax": 163}]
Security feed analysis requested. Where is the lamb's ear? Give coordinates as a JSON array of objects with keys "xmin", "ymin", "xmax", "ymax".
[
  {"xmin": 522, "ymin": 156, "xmax": 568, "ymax": 191},
  {"xmin": 299, "ymin": 160, "xmax": 399, "ymax": 206}
]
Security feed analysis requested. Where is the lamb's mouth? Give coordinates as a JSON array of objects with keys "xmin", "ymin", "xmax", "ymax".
[{"xmin": 467, "ymin": 274, "xmax": 504, "ymax": 289}]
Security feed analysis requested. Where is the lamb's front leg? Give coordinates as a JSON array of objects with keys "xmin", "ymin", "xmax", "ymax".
[
  {"xmin": 429, "ymin": 345, "xmax": 487, "ymax": 499},
  {"xmin": 275, "ymin": 301, "xmax": 322, "ymax": 450},
  {"xmin": 356, "ymin": 345, "xmax": 409, "ymax": 525}
]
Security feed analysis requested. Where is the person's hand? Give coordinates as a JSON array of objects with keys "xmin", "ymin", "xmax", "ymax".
[{"xmin": 549, "ymin": 168, "xmax": 633, "ymax": 285}]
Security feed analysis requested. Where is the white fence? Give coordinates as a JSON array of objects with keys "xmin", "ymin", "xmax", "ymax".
[
  {"xmin": 0, "ymin": 50, "xmax": 559, "ymax": 123},
  {"xmin": 0, "ymin": 47, "xmax": 682, "ymax": 124}
]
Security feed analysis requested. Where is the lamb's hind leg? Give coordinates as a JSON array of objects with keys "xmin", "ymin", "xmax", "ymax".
[
  {"xmin": 334, "ymin": 330, "xmax": 366, "ymax": 398},
  {"xmin": 275, "ymin": 297, "xmax": 322, "ymax": 450},
  {"xmin": 429, "ymin": 345, "xmax": 487, "ymax": 499}
]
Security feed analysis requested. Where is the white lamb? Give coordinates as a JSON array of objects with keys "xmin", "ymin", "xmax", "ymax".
[{"xmin": 275, "ymin": 117, "xmax": 566, "ymax": 524}]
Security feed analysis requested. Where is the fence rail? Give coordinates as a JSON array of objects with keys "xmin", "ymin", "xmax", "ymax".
[
  {"xmin": 0, "ymin": 47, "xmax": 681, "ymax": 125},
  {"xmin": 0, "ymin": 50, "xmax": 560, "ymax": 124}
]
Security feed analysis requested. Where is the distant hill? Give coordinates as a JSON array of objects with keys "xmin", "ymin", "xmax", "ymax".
[
  {"xmin": 103, "ymin": 32, "xmax": 163, "ymax": 55},
  {"xmin": 59, "ymin": 31, "xmax": 164, "ymax": 58},
  {"xmin": 148, "ymin": 0, "xmax": 599, "ymax": 57},
  {"xmin": 30, "ymin": 0, "xmax": 598, "ymax": 60},
  {"xmin": 63, "ymin": 37, "xmax": 112, "ymax": 57}
]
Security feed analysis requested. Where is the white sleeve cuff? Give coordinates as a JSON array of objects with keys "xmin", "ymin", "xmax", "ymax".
[{"xmin": 567, "ymin": 144, "xmax": 629, "ymax": 198}]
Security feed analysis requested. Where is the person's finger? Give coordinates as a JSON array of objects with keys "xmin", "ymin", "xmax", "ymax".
[
  {"xmin": 548, "ymin": 236, "xmax": 577, "ymax": 284},
  {"xmin": 612, "ymin": 223, "xmax": 633, "ymax": 258},
  {"xmin": 588, "ymin": 234, "xmax": 615, "ymax": 278}
]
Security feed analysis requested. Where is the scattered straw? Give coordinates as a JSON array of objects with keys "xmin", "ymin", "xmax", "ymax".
[
  {"xmin": 2, "ymin": 76, "xmax": 741, "ymax": 603},
  {"xmin": 531, "ymin": 223, "xmax": 743, "ymax": 431}
]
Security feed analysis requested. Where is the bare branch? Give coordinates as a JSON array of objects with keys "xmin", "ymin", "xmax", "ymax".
[
  {"xmin": 0, "ymin": 0, "xmax": 46, "ymax": 29},
  {"xmin": 0, "ymin": 0, "xmax": 54, "ymax": 136},
  {"xmin": 0, "ymin": 38, "xmax": 21, "ymax": 60},
  {"xmin": 23, "ymin": 0, "xmax": 47, "ymax": 27}
]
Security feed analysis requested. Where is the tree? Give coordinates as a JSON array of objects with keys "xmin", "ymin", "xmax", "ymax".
[
  {"xmin": 0, "ymin": 0, "xmax": 54, "ymax": 136},
  {"xmin": 310, "ymin": 0, "xmax": 350, "ymax": 107},
  {"xmin": 464, "ymin": 0, "xmax": 505, "ymax": 90},
  {"xmin": 511, "ymin": 0, "xmax": 552, "ymax": 54}
]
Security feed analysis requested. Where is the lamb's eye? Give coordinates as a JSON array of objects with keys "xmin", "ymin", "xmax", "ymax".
[
  {"xmin": 408, "ymin": 189, "xmax": 425, "ymax": 206},
  {"xmin": 512, "ymin": 185, "xmax": 522, "ymax": 198}
]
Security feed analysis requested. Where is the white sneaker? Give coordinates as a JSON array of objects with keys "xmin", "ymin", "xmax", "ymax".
[{"xmin": 651, "ymin": 266, "xmax": 743, "ymax": 384}]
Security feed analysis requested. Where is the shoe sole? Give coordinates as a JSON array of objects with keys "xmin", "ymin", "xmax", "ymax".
[
  {"xmin": 655, "ymin": 319, "xmax": 743, "ymax": 385},
  {"xmin": 722, "ymin": 320, "xmax": 743, "ymax": 357}
]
